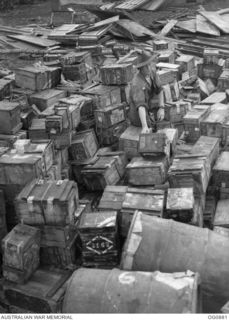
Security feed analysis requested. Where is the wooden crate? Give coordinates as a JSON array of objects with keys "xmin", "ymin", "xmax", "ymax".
[
  {"xmin": 60, "ymin": 51, "xmax": 92, "ymax": 66},
  {"xmin": 21, "ymin": 140, "xmax": 54, "ymax": 173},
  {"xmin": 175, "ymin": 55, "xmax": 195, "ymax": 74},
  {"xmin": 0, "ymin": 151, "xmax": 44, "ymax": 185},
  {"xmin": 50, "ymin": 129, "xmax": 73, "ymax": 150},
  {"xmin": 98, "ymin": 185, "xmax": 128, "ymax": 211},
  {"xmin": 191, "ymin": 135, "xmax": 220, "ymax": 168},
  {"xmin": 29, "ymin": 118, "xmax": 49, "ymax": 141},
  {"xmin": 198, "ymin": 63, "xmax": 222, "ymax": 80},
  {"xmin": 0, "ymin": 101, "xmax": 21, "ymax": 135},
  {"xmin": 157, "ymin": 128, "xmax": 178, "ymax": 156},
  {"xmin": 2, "ymin": 224, "xmax": 40, "ymax": 284},
  {"xmin": 55, "ymin": 101, "xmax": 81, "ymax": 131},
  {"xmin": 81, "ymin": 152, "xmax": 127, "ymax": 191},
  {"xmin": 0, "ymin": 79, "xmax": 12, "ymax": 100},
  {"xmin": 119, "ymin": 125, "xmax": 141, "ymax": 159},
  {"xmin": 3, "ymin": 267, "xmax": 71, "ymax": 313},
  {"xmin": 203, "ymin": 49, "xmax": 220, "ymax": 65},
  {"xmin": 83, "ymin": 84, "xmax": 121, "ymax": 109},
  {"xmin": 62, "ymin": 63, "xmax": 87, "ymax": 83},
  {"xmin": 121, "ymin": 189, "xmax": 165, "ymax": 237},
  {"xmin": 15, "ymin": 179, "xmax": 78, "ymax": 226},
  {"xmin": 218, "ymin": 69, "xmax": 229, "ymax": 91},
  {"xmin": 21, "ymin": 109, "xmax": 36, "ymax": 131},
  {"xmin": 164, "ymin": 100, "xmax": 190, "ymax": 122},
  {"xmin": 69, "ymin": 129, "xmax": 98, "ymax": 162},
  {"xmin": 100, "ymin": 63, "xmax": 133, "ymax": 85},
  {"xmin": 200, "ymin": 103, "xmax": 229, "ymax": 139},
  {"xmin": 94, "ymin": 103, "xmax": 126, "ymax": 129},
  {"xmin": 212, "ymin": 152, "xmax": 229, "ymax": 189},
  {"xmin": 158, "ymin": 50, "xmax": 175, "ymax": 64},
  {"xmin": 200, "ymin": 92, "xmax": 227, "ymax": 105},
  {"xmin": 40, "ymin": 233, "xmax": 78, "ymax": 269},
  {"xmin": 38, "ymin": 224, "xmax": 77, "ymax": 248},
  {"xmin": 165, "ymin": 188, "xmax": 195, "ymax": 223},
  {"xmin": 59, "ymin": 94, "xmax": 93, "ymax": 121},
  {"xmin": 96, "ymin": 120, "xmax": 128, "ymax": 146},
  {"xmin": 45, "ymin": 110, "xmax": 69, "ymax": 135},
  {"xmin": 0, "ymin": 131, "xmax": 27, "ymax": 148},
  {"xmin": 79, "ymin": 211, "xmax": 119, "ymax": 268},
  {"xmin": 184, "ymin": 105, "xmax": 210, "ymax": 143},
  {"xmin": 204, "ymin": 195, "xmax": 216, "ymax": 227},
  {"xmin": 126, "ymin": 156, "xmax": 168, "ymax": 186},
  {"xmin": 29, "ymin": 89, "xmax": 66, "ymax": 112},
  {"xmin": 15, "ymin": 66, "xmax": 61, "ymax": 91},
  {"xmin": 138, "ymin": 132, "xmax": 170, "ymax": 157},
  {"xmin": 168, "ymin": 155, "xmax": 210, "ymax": 195},
  {"xmin": 156, "ymin": 69, "xmax": 176, "ymax": 85},
  {"xmin": 213, "ymin": 199, "xmax": 229, "ymax": 228}
]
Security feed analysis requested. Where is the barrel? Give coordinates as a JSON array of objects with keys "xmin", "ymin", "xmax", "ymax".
[
  {"xmin": 63, "ymin": 268, "xmax": 200, "ymax": 313},
  {"xmin": 120, "ymin": 211, "xmax": 229, "ymax": 312}
]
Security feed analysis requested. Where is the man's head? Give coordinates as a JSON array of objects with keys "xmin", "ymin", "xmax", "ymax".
[{"xmin": 136, "ymin": 50, "xmax": 158, "ymax": 77}]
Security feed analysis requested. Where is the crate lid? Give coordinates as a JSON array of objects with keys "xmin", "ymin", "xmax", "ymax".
[
  {"xmin": 127, "ymin": 156, "xmax": 166, "ymax": 169},
  {"xmin": 167, "ymin": 188, "xmax": 194, "ymax": 210},
  {"xmin": 0, "ymin": 101, "xmax": 19, "ymax": 111},
  {"xmin": 0, "ymin": 151, "xmax": 42, "ymax": 165},
  {"xmin": 2, "ymin": 224, "xmax": 40, "ymax": 249},
  {"xmin": 122, "ymin": 191, "xmax": 164, "ymax": 211},
  {"xmin": 79, "ymin": 211, "xmax": 118, "ymax": 229}
]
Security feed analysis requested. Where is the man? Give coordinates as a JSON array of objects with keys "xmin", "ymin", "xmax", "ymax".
[{"xmin": 129, "ymin": 50, "xmax": 165, "ymax": 133}]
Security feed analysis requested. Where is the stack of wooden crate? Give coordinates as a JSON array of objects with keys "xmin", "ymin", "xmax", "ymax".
[{"xmin": 15, "ymin": 179, "xmax": 80, "ymax": 269}]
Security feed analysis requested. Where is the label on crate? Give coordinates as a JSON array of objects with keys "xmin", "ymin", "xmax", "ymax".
[
  {"xmin": 86, "ymin": 235, "xmax": 114, "ymax": 255},
  {"xmin": 110, "ymin": 109, "xmax": 125, "ymax": 125}
]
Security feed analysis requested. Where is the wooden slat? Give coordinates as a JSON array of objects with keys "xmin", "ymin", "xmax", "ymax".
[
  {"xmin": 115, "ymin": 0, "xmax": 150, "ymax": 10},
  {"xmin": 199, "ymin": 11, "xmax": 229, "ymax": 34},
  {"xmin": 7, "ymin": 34, "xmax": 59, "ymax": 48},
  {"xmin": 196, "ymin": 14, "xmax": 220, "ymax": 37},
  {"xmin": 159, "ymin": 19, "xmax": 177, "ymax": 36},
  {"xmin": 176, "ymin": 19, "xmax": 196, "ymax": 33},
  {"xmin": 87, "ymin": 15, "xmax": 119, "ymax": 31}
]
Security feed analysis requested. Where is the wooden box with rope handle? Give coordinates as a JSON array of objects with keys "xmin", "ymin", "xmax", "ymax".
[{"xmin": 15, "ymin": 179, "xmax": 79, "ymax": 226}]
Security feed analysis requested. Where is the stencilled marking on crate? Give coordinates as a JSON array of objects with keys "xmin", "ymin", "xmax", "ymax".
[{"xmin": 86, "ymin": 235, "xmax": 114, "ymax": 255}]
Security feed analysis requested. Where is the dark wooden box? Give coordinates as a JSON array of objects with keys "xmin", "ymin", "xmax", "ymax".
[{"xmin": 79, "ymin": 211, "xmax": 119, "ymax": 267}]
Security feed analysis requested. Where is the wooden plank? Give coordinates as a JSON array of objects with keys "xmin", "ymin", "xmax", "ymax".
[
  {"xmin": 141, "ymin": 0, "xmax": 166, "ymax": 11},
  {"xmin": 196, "ymin": 14, "xmax": 220, "ymax": 37},
  {"xmin": 87, "ymin": 15, "xmax": 119, "ymax": 30},
  {"xmin": 199, "ymin": 11, "xmax": 229, "ymax": 34},
  {"xmin": 115, "ymin": 0, "xmax": 151, "ymax": 11},
  {"xmin": 116, "ymin": 19, "xmax": 156, "ymax": 38},
  {"xmin": 176, "ymin": 19, "xmax": 196, "ymax": 33},
  {"xmin": 60, "ymin": 0, "xmax": 103, "ymax": 5},
  {"xmin": 7, "ymin": 34, "xmax": 59, "ymax": 48},
  {"xmin": 159, "ymin": 19, "xmax": 177, "ymax": 36}
]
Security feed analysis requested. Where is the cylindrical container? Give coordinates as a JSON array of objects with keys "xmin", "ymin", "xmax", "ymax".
[
  {"xmin": 120, "ymin": 211, "xmax": 229, "ymax": 312},
  {"xmin": 63, "ymin": 268, "xmax": 200, "ymax": 313}
]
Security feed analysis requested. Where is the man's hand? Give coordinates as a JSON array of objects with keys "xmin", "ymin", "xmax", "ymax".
[
  {"xmin": 141, "ymin": 126, "xmax": 152, "ymax": 134},
  {"xmin": 157, "ymin": 107, "xmax": 165, "ymax": 121}
]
